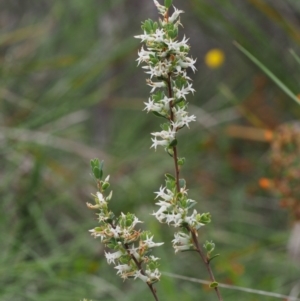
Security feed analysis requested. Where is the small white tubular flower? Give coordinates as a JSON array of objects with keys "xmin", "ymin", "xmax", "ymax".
[
  {"xmin": 155, "ymin": 186, "xmax": 174, "ymax": 201},
  {"xmin": 143, "ymin": 235, "xmax": 164, "ymax": 248},
  {"xmin": 144, "ymin": 98, "xmax": 164, "ymax": 113},
  {"xmin": 134, "ymin": 31, "xmax": 152, "ymax": 43},
  {"xmin": 177, "ymin": 57, "xmax": 197, "ymax": 73},
  {"xmin": 153, "ymin": 0, "xmax": 168, "ymax": 15},
  {"xmin": 165, "ymin": 211, "xmax": 183, "ymax": 227},
  {"xmin": 114, "ymin": 264, "xmax": 133, "ymax": 279},
  {"xmin": 96, "ymin": 192, "xmax": 107, "ymax": 205},
  {"xmin": 105, "ymin": 250, "xmax": 123, "ymax": 264},
  {"xmin": 151, "ymin": 127, "xmax": 176, "ymax": 150},
  {"xmin": 143, "ymin": 60, "xmax": 171, "ymax": 78},
  {"xmin": 151, "ymin": 128, "xmax": 176, "ymax": 140},
  {"xmin": 137, "ymin": 47, "xmax": 154, "ymax": 65},
  {"xmin": 174, "ymin": 83, "xmax": 195, "ymax": 100},
  {"xmin": 134, "ymin": 270, "xmax": 149, "ymax": 283},
  {"xmin": 172, "ymin": 231, "xmax": 194, "ymax": 253},
  {"xmin": 127, "ymin": 245, "xmax": 141, "ymax": 260},
  {"xmin": 145, "ymin": 268, "xmax": 162, "ymax": 283},
  {"xmin": 169, "ymin": 6, "xmax": 184, "ymax": 23},
  {"xmin": 151, "ymin": 136, "xmax": 169, "ymax": 150},
  {"xmin": 109, "ymin": 225, "xmax": 121, "ymax": 238},
  {"xmin": 152, "ymin": 205, "xmax": 168, "ymax": 223},
  {"xmin": 184, "ymin": 209, "xmax": 204, "ymax": 229},
  {"xmin": 152, "ymin": 28, "xmax": 166, "ymax": 42},
  {"xmin": 172, "ymin": 107, "xmax": 196, "ymax": 129},
  {"xmin": 146, "ymin": 80, "xmax": 166, "ymax": 93}
]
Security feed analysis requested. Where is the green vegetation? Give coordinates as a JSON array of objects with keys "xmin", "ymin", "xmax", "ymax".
[{"xmin": 1, "ymin": 1, "xmax": 300, "ymax": 300}]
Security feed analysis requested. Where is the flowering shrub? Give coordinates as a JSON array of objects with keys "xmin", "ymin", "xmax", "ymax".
[
  {"xmin": 87, "ymin": 159, "xmax": 162, "ymax": 300},
  {"xmin": 86, "ymin": 1, "xmax": 222, "ymax": 300}
]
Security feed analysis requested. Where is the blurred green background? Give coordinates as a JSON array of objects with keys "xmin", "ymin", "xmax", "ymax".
[{"xmin": 1, "ymin": 0, "xmax": 300, "ymax": 300}]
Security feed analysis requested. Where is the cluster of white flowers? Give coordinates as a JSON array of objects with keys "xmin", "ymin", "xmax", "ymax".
[
  {"xmin": 135, "ymin": 0, "xmax": 196, "ymax": 152},
  {"xmin": 152, "ymin": 175, "xmax": 211, "ymax": 252},
  {"xmin": 136, "ymin": 1, "xmax": 212, "ymax": 254},
  {"xmin": 88, "ymin": 159, "xmax": 163, "ymax": 285}
]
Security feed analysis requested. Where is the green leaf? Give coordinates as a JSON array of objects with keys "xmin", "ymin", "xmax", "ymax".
[
  {"xmin": 179, "ymin": 178, "xmax": 186, "ymax": 189},
  {"xmin": 102, "ymin": 182, "xmax": 110, "ymax": 190},
  {"xmin": 164, "ymin": 0, "xmax": 173, "ymax": 9},
  {"xmin": 209, "ymin": 281, "xmax": 219, "ymax": 288},
  {"xmin": 99, "ymin": 160, "xmax": 104, "ymax": 171},
  {"xmin": 234, "ymin": 42, "xmax": 300, "ymax": 106},
  {"xmin": 209, "ymin": 254, "xmax": 220, "ymax": 262},
  {"xmin": 169, "ymin": 139, "xmax": 177, "ymax": 147},
  {"xmin": 165, "ymin": 173, "xmax": 175, "ymax": 181},
  {"xmin": 90, "ymin": 158, "xmax": 99, "ymax": 170},
  {"xmin": 93, "ymin": 167, "xmax": 102, "ymax": 179},
  {"xmin": 177, "ymin": 157, "xmax": 185, "ymax": 166},
  {"xmin": 160, "ymin": 123, "xmax": 170, "ymax": 131},
  {"xmin": 152, "ymin": 111, "xmax": 167, "ymax": 119}
]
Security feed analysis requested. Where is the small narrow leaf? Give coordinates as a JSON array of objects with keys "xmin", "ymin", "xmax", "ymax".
[
  {"xmin": 165, "ymin": 173, "xmax": 175, "ymax": 181},
  {"xmin": 179, "ymin": 178, "xmax": 186, "ymax": 189},
  {"xmin": 209, "ymin": 281, "xmax": 219, "ymax": 288},
  {"xmin": 209, "ymin": 254, "xmax": 220, "ymax": 262},
  {"xmin": 164, "ymin": 0, "xmax": 173, "ymax": 9},
  {"xmin": 93, "ymin": 167, "xmax": 102, "ymax": 179},
  {"xmin": 169, "ymin": 139, "xmax": 177, "ymax": 147},
  {"xmin": 152, "ymin": 111, "xmax": 167, "ymax": 119}
]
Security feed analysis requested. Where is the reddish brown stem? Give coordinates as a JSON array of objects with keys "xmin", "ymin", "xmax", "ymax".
[
  {"xmin": 124, "ymin": 243, "xmax": 160, "ymax": 301},
  {"xmin": 189, "ymin": 228, "xmax": 223, "ymax": 301},
  {"xmin": 167, "ymin": 75, "xmax": 223, "ymax": 301},
  {"xmin": 167, "ymin": 75, "xmax": 180, "ymax": 192}
]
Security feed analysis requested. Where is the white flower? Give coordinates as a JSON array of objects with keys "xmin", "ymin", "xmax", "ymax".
[
  {"xmin": 151, "ymin": 136, "xmax": 169, "ymax": 150},
  {"xmin": 105, "ymin": 250, "xmax": 123, "ymax": 264},
  {"xmin": 172, "ymin": 231, "xmax": 194, "ymax": 253},
  {"xmin": 184, "ymin": 209, "xmax": 204, "ymax": 229},
  {"xmin": 174, "ymin": 83, "xmax": 195, "ymax": 100},
  {"xmin": 146, "ymin": 80, "xmax": 166, "ymax": 93},
  {"xmin": 137, "ymin": 47, "xmax": 155, "ymax": 65},
  {"xmin": 155, "ymin": 186, "xmax": 174, "ymax": 201},
  {"xmin": 134, "ymin": 270, "xmax": 149, "ymax": 283},
  {"xmin": 144, "ymin": 98, "xmax": 164, "ymax": 113},
  {"xmin": 172, "ymin": 107, "xmax": 196, "ymax": 128},
  {"xmin": 125, "ymin": 244, "xmax": 140, "ymax": 260},
  {"xmin": 169, "ymin": 6, "xmax": 184, "ymax": 23},
  {"xmin": 152, "ymin": 205, "xmax": 168, "ymax": 223},
  {"xmin": 109, "ymin": 225, "xmax": 121, "ymax": 238},
  {"xmin": 165, "ymin": 211, "xmax": 183, "ymax": 226},
  {"xmin": 134, "ymin": 32, "xmax": 151, "ymax": 43},
  {"xmin": 96, "ymin": 192, "xmax": 106, "ymax": 205},
  {"xmin": 114, "ymin": 264, "xmax": 133, "ymax": 279},
  {"xmin": 153, "ymin": 0, "xmax": 168, "ymax": 15},
  {"xmin": 143, "ymin": 235, "xmax": 164, "ymax": 248},
  {"xmin": 145, "ymin": 268, "xmax": 161, "ymax": 283},
  {"xmin": 152, "ymin": 28, "xmax": 166, "ymax": 42},
  {"xmin": 150, "ymin": 128, "xmax": 176, "ymax": 150},
  {"xmin": 151, "ymin": 128, "xmax": 176, "ymax": 140},
  {"xmin": 176, "ymin": 57, "xmax": 197, "ymax": 73}
]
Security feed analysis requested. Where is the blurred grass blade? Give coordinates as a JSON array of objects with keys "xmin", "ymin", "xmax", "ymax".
[
  {"xmin": 290, "ymin": 49, "xmax": 300, "ymax": 65},
  {"xmin": 234, "ymin": 41, "xmax": 300, "ymax": 106}
]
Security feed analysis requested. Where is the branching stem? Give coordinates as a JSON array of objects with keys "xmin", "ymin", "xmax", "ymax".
[{"xmin": 124, "ymin": 243, "xmax": 160, "ymax": 301}]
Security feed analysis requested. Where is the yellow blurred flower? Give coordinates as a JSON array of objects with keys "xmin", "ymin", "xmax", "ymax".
[{"xmin": 204, "ymin": 48, "xmax": 225, "ymax": 69}]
